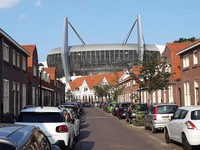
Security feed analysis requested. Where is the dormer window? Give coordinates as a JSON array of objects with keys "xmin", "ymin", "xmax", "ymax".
[{"xmin": 84, "ymin": 87, "xmax": 88, "ymax": 92}]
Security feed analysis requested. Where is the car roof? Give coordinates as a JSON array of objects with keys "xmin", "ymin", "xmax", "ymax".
[
  {"xmin": 21, "ymin": 106, "xmax": 62, "ymax": 113},
  {"xmin": 151, "ymin": 103, "xmax": 177, "ymax": 106},
  {"xmin": 0, "ymin": 124, "xmax": 36, "ymax": 148},
  {"xmin": 178, "ymin": 105, "xmax": 200, "ymax": 111}
]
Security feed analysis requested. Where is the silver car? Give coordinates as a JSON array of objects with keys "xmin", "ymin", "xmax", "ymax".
[
  {"xmin": 144, "ymin": 103, "xmax": 178, "ymax": 133},
  {"xmin": 0, "ymin": 124, "xmax": 60, "ymax": 150}
]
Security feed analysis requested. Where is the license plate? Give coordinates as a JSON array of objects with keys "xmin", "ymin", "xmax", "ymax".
[{"xmin": 162, "ymin": 116, "xmax": 169, "ymax": 121}]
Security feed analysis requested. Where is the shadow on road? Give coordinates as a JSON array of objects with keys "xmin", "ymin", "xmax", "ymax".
[
  {"xmin": 78, "ymin": 130, "xmax": 91, "ymax": 141},
  {"xmin": 80, "ymin": 123, "xmax": 89, "ymax": 129},
  {"xmin": 75, "ymin": 141, "xmax": 94, "ymax": 150}
]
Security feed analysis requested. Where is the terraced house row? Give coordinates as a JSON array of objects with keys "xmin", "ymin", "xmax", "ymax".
[
  {"xmin": 67, "ymin": 40, "xmax": 200, "ymax": 106},
  {"xmin": 0, "ymin": 28, "xmax": 65, "ymax": 122}
]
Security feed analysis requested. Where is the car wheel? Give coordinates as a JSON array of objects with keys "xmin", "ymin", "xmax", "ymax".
[
  {"xmin": 165, "ymin": 128, "xmax": 171, "ymax": 143},
  {"xmin": 151, "ymin": 124, "xmax": 157, "ymax": 133},
  {"xmin": 144, "ymin": 122, "xmax": 148, "ymax": 130},
  {"xmin": 182, "ymin": 134, "xmax": 192, "ymax": 150}
]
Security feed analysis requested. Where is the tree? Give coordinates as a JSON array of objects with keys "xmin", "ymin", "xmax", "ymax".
[
  {"xmin": 110, "ymin": 71, "xmax": 125, "ymax": 101},
  {"xmin": 94, "ymin": 84, "xmax": 111, "ymax": 102},
  {"xmin": 130, "ymin": 54, "xmax": 172, "ymax": 103},
  {"xmin": 173, "ymin": 37, "xmax": 196, "ymax": 43}
]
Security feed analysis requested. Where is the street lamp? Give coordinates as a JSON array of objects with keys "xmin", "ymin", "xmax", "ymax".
[{"xmin": 38, "ymin": 63, "xmax": 44, "ymax": 106}]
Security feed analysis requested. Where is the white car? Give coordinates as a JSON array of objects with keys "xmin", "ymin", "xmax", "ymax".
[
  {"xmin": 66, "ymin": 108, "xmax": 81, "ymax": 140},
  {"xmin": 165, "ymin": 106, "xmax": 200, "ymax": 150},
  {"xmin": 15, "ymin": 106, "xmax": 75, "ymax": 150}
]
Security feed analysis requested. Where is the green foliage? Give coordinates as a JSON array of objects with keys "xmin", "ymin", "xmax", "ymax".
[
  {"xmin": 173, "ymin": 37, "xmax": 196, "ymax": 43},
  {"xmin": 131, "ymin": 53, "xmax": 172, "ymax": 96},
  {"xmin": 94, "ymin": 84, "xmax": 111, "ymax": 101},
  {"xmin": 132, "ymin": 104, "xmax": 145, "ymax": 126}
]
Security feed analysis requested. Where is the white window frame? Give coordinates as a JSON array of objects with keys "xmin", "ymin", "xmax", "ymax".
[
  {"xmin": 157, "ymin": 90, "xmax": 162, "ymax": 103},
  {"xmin": 32, "ymin": 87, "xmax": 35, "ymax": 106},
  {"xmin": 3, "ymin": 43, "xmax": 9, "ymax": 62},
  {"xmin": 194, "ymin": 81, "xmax": 199, "ymax": 105},
  {"xmin": 33, "ymin": 64, "xmax": 37, "ymax": 77},
  {"xmin": 168, "ymin": 85, "xmax": 174, "ymax": 103},
  {"xmin": 183, "ymin": 55, "xmax": 189, "ymax": 68},
  {"xmin": 13, "ymin": 49, "xmax": 16, "ymax": 66},
  {"xmin": 193, "ymin": 50, "xmax": 198, "ymax": 65},
  {"xmin": 22, "ymin": 56, "xmax": 26, "ymax": 71},
  {"xmin": 3, "ymin": 79, "xmax": 9, "ymax": 113},
  {"xmin": 17, "ymin": 52, "xmax": 20, "ymax": 68},
  {"xmin": 184, "ymin": 82, "xmax": 191, "ymax": 106},
  {"xmin": 13, "ymin": 82, "xmax": 17, "ymax": 116},
  {"xmin": 22, "ymin": 84, "xmax": 26, "ymax": 108}
]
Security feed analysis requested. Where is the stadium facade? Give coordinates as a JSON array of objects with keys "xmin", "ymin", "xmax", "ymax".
[
  {"xmin": 47, "ymin": 15, "xmax": 164, "ymax": 81},
  {"xmin": 47, "ymin": 44, "xmax": 163, "ymax": 78}
]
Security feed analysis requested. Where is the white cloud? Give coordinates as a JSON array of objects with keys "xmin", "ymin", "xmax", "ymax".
[
  {"xmin": 18, "ymin": 14, "xmax": 27, "ymax": 21},
  {"xmin": 0, "ymin": 0, "xmax": 21, "ymax": 8},
  {"xmin": 36, "ymin": 0, "xmax": 42, "ymax": 7}
]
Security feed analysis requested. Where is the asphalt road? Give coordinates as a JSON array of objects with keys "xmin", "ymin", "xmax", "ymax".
[{"xmin": 74, "ymin": 106, "xmax": 183, "ymax": 150}]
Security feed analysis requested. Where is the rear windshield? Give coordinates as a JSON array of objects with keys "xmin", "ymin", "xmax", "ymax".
[
  {"xmin": 121, "ymin": 103, "xmax": 131, "ymax": 108},
  {"xmin": 157, "ymin": 105, "xmax": 178, "ymax": 114},
  {"xmin": 16, "ymin": 112, "xmax": 64, "ymax": 122},
  {"xmin": 191, "ymin": 110, "xmax": 200, "ymax": 120},
  {"xmin": 138, "ymin": 104, "xmax": 148, "ymax": 111}
]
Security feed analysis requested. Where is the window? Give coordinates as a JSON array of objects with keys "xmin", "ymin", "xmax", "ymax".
[
  {"xmin": 17, "ymin": 52, "xmax": 20, "ymax": 68},
  {"xmin": 33, "ymin": 64, "xmax": 37, "ymax": 77},
  {"xmin": 13, "ymin": 82, "xmax": 17, "ymax": 116},
  {"xmin": 32, "ymin": 87, "xmax": 35, "ymax": 106},
  {"xmin": 13, "ymin": 49, "xmax": 16, "ymax": 66},
  {"xmin": 22, "ymin": 84, "xmax": 26, "ymax": 108},
  {"xmin": 193, "ymin": 51, "xmax": 198, "ymax": 65},
  {"xmin": 22, "ymin": 56, "xmax": 26, "ymax": 71},
  {"xmin": 3, "ymin": 79, "xmax": 9, "ymax": 113},
  {"xmin": 168, "ymin": 86, "xmax": 174, "ymax": 103},
  {"xmin": 194, "ymin": 81, "xmax": 199, "ymax": 105},
  {"xmin": 184, "ymin": 82, "xmax": 191, "ymax": 106},
  {"xmin": 183, "ymin": 55, "xmax": 189, "ymax": 68},
  {"xmin": 157, "ymin": 90, "xmax": 162, "ymax": 103},
  {"xmin": 3, "ymin": 43, "xmax": 9, "ymax": 62}
]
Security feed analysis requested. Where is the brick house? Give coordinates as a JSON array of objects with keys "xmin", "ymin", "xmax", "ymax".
[
  {"xmin": 176, "ymin": 39, "xmax": 200, "ymax": 106},
  {"xmin": 22, "ymin": 45, "xmax": 40, "ymax": 106},
  {"xmin": 44, "ymin": 67, "xmax": 65, "ymax": 106},
  {"xmin": 0, "ymin": 29, "xmax": 30, "ymax": 122},
  {"xmin": 163, "ymin": 42, "xmax": 191, "ymax": 106}
]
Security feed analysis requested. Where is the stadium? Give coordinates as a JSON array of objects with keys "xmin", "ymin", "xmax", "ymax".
[{"xmin": 47, "ymin": 15, "xmax": 164, "ymax": 81}]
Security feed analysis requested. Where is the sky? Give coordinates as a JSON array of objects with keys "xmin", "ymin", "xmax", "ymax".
[{"xmin": 0, "ymin": 0, "xmax": 200, "ymax": 62}]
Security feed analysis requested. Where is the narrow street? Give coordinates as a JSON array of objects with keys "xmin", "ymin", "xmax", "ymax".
[{"xmin": 75, "ymin": 106, "xmax": 182, "ymax": 150}]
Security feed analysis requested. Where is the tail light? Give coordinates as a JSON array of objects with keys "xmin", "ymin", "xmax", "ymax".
[
  {"xmin": 56, "ymin": 125, "xmax": 69, "ymax": 132},
  {"xmin": 153, "ymin": 107, "xmax": 158, "ymax": 114},
  {"xmin": 153, "ymin": 115, "xmax": 157, "ymax": 120},
  {"xmin": 185, "ymin": 121, "xmax": 197, "ymax": 130}
]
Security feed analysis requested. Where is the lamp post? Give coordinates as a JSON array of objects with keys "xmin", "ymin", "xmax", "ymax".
[{"xmin": 38, "ymin": 63, "xmax": 44, "ymax": 106}]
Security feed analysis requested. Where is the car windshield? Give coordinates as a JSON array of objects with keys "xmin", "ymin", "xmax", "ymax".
[
  {"xmin": 16, "ymin": 112, "xmax": 64, "ymax": 122},
  {"xmin": 157, "ymin": 105, "xmax": 178, "ymax": 114},
  {"xmin": 191, "ymin": 110, "xmax": 200, "ymax": 120},
  {"xmin": 138, "ymin": 104, "xmax": 148, "ymax": 111},
  {"xmin": 0, "ymin": 143, "xmax": 15, "ymax": 150}
]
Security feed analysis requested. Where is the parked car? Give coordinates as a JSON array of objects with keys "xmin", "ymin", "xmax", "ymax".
[
  {"xmin": 165, "ymin": 106, "xmax": 200, "ymax": 150},
  {"xmin": 15, "ymin": 106, "xmax": 75, "ymax": 150},
  {"xmin": 59, "ymin": 104, "xmax": 81, "ymax": 118},
  {"xmin": 106, "ymin": 101, "xmax": 118, "ymax": 113},
  {"xmin": 126, "ymin": 103, "xmax": 148, "ymax": 124},
  {"xmin": 116, "ymin": 102, "xmax": 132, "ymax": 119},
  {"xmin": 0, "ymin": 124, "xmax": 60, "ymax": 150},
  {"xmin": 144, "ymin": 103, "xmax": 178, "ymax": 133},
  {"xmin": 66, "ymin": 108, "xmax": 81, "ymax": 141},
  {"xmin": 112, "ymin": 103, "xmax": 121, "ymax": 116}
]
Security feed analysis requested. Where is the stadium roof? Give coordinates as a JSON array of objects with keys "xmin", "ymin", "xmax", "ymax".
[{"xmin": 48, "ymin": 43, "xmax": 164, "ymax": 55}]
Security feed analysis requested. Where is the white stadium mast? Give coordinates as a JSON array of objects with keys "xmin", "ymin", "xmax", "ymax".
[{"xmin": 123, "ymin": 14, "xmax": 144, "ymax": 62}]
